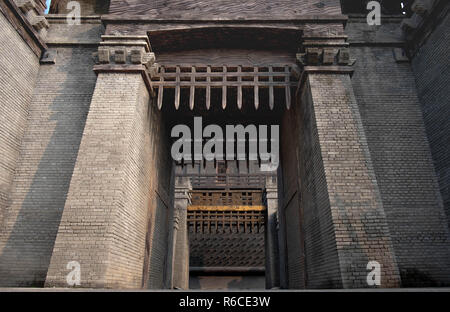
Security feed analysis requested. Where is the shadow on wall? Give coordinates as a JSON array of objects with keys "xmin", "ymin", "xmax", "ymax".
[
  {"xmin": 400, "ymin": 269, "xmax": 438, "ymax": 287},
  {"xmin": 0, "ymin": 46, "xmax": 97, "ymax": 287}
]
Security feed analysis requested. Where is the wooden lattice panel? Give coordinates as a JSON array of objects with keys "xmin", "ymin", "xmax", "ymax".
[
  {"xmin": 190, "ymin": 174, "xmax": 266, "ymax": 189},
  {"xmin": 189, "ymin": 233, "xmax": 265, "ymax": 267},
  {"xmin": 151, "ymin": 64, "xmax": 298, "ymax": 110},
  {"xmin": 190, "ymin": 190, "xmax": 263, "ymax": 206},
  {"xmin": 188, "ymin": 206, "xmax": 266, "ymax": 268},
  {"xmin": 187, "ymin": 208, "xmax": 265, "ymax": 234}
]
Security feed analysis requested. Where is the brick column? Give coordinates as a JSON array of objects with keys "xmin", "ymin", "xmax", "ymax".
[
  {"xmin": 45, "ymin": 36, "xmax": 165, "ymax": 288},
  {"xmin": 170, "ymin": 178, "xmax": 191, "ymax": 289},
  {"xmin": 265, "ymin": 176, "xmax": 280, "ymax": 289},
  {"xmin": 292, "ymin": 29, "xmax": 401, "ymax": 288}
]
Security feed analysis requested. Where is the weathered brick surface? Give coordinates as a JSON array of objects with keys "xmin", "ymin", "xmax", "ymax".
[
  {"xmin": 144, "ymin": 88, "xmax": 173, "ymax": 289},
  {"xmin": 1, "ymin": 1, "xmax": 449, "ymax": 290},
  {"xmin": 345, "ymin": 16, "xmax": 404, "ymax": 45},
  {"xmin": 172, "ymin": 191, "xmax": 189, "ymax": 289},
  {"xmin": 0, "ymin": 46, "xmax": 98, "ymax": 286},
  {"xmin": 50, "ymin": 0, "xmax": 109, "ymax": 15},
  {"xmin": 281, "ymin": 71, "xmax": 401, "ymax": 289},
  {"xmin": 280, "ymin": 98, "xmax": 310, "ymax": 288},
  {"xmin": 45, "ymin": 17, "xmax": 104, "ymax": 45},
  {"xmin": 109, "ymin": 0, "xmax": 342, "ymax": 18},
  {"xmin": 305, "ymin": 73, "xmax": 400, "ymax": 288},
  {"xmin": 351, "ymin": 46, "xmax": 450, "ymax": 286},
  {"xmin": 411, "ymin": 13, "xmax": 450, "ymax": 230},
  {"xmin": 0, "ymin": 11, "xmax": 39, "ymax": 235},
  {"xmin": 281, "ymin": 82, "xmax": 342, "ymax": 289},
  {"xmin": 45, "ymin": 72, "xmax": 172, "ymax": 288}
]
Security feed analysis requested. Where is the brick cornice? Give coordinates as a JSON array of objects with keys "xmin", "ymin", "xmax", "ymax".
[
  {"xmin": 101, "ymin": 14, "xmax": 349, "ymax": 24},
  {"xmin": 296, "ymin": 28, "xmax": 356, "ymax": 95},
  {"xmin": 0, "ymin": 0, "xmax": 47, "ymax": 57},
  {"xmin": 297, "ymin": 25, "xmax": 355, "ymax": 69},
  {"xmin": 93, "ymin": 36, "xmax": 158, "ymax": 97}
]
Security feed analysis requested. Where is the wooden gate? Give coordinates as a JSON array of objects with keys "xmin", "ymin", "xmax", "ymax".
[{"xmin": 188, "ymin": 190, "xmax": 266, "ymax": 269}]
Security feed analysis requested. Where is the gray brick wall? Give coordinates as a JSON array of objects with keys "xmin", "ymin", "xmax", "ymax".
[
  {"xmin": 0, "ymin": 0, "xmax": 448, "ymax": 289},
  {"xmin": 0, "ymin": 11, "xmax": 39, "ymax": 235},
  {"xmin": 281, "ymin": 81, "xmax": 343, "ymax": 288},
  {"xmin": 50, "ymin": 0, "xmax": 109, "ymax": 14},
  {"xmin": 351, "ymin": 46, "xmax": 450, "ymax": 286},
  {"xmin": 411, "ymin": 13, "xmax": 450, "ymax": 230},
  {"xmin": 281, "ymin": 71, "xmax": 401, "ymax": 289},
  {"xmin": 109, "ymin": 0, "xmax": 341, "ymax": 17},
  {"xmin": 145, "ymin": 92, "xmax": 173, "ymax": 289},
  {"xmin": 44, "ymin": 73, "xmax": 149, "ymax": 288},
  {"xmin": 0, "ymin": 46, "xmax": 98, "ymax": 286},
  {"xmin": 45, "ymin": 71, "xmax": 172, "ymax": 288},
  {"xmin": 305, "ymin": 73, "xmax": 400, "ymax": 288}
]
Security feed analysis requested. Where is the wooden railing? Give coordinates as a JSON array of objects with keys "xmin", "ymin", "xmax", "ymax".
[
  {"xmin": 190, "ymin": 190, "xmax": 263, "ymax": 206},
  {"xmin": 189, "ymin": 174, "xmax": 266, "ymax": 189}
]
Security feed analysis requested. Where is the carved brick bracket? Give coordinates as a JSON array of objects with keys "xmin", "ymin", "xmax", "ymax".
[
  {"xmin": 15, "ymin": 0, "xmax": 49, "ymax": 38},
  {"xmin": 297, "ymin": 24, "xmax": 355, "ymax": 68},
  {"xmin": 93, "ymin": 35, "xmax": 159, "ymax": 97},
  {"xmin": 0, "ymin": 0, "xmax": 47, "ymax": 57},
  {"xmin": 295, "ymin": 25, "xmax": 356, "ymax": 94}
]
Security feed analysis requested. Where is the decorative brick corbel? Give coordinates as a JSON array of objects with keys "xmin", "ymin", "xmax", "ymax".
[
  {"xmin": 411, "ymin": 0, "xmax": 434, "ymax": 17},
  {"xmin": 393, "ymin": 48, "xmax": 410, "ymax": 63},
  {"xmin": 32, "ymin": 15, "xmax": 49, "ymax": 38},
  {"xmin": 296, "ymin": 48, "xmax": 354, "ymax": 68},
  {"xmin": 97, "ymin": 48, "xmax": 110, "ymax": 64},
  {"xmin": 296, "ymin": 43, "xmax": 356, "ymax": 96},
  {"xmin": 142, "ymin": 52, "xmax": 156, "ymax": 68},
  {"xmin": 15, "ymin": 0, "xmax": 35, "ymax": 13},
  {"xmin": 114, "ymin": 48, "xmax": 127, "ymax": 64},
  {"xmin": 31, "ymin": 15, "xmax": 49, "ymax": 30},
  {"xmin": 322, "ymin": 49, "xmax": 336, "ymax": 65},
  {"xmin": 298, "ymin": 25, "xmax": 354, "ymax": 71},
  {"xmin": 40, "ymin": 49, "xmax": 56, "ymax": 64},
  {"xmin": 0, "ymin": 0, "xmax": 46, "ymax": 57},
  {"xmin": 94, "ymin": 36, "xmax": 157, "ymax": 97},
  {"xmin": 338, "ymin": 48, "xmax": 350, "ymax": 65},
  {"xmin": 130, "ymin": 49, "xmax": 143, "ymax": 64},
  {"xmin": 15, "ymin": 0, "xmax": 49, "ymax": 39},
  {"xmin": 306, "ymin": 48, "xmax": 322, "ymax": 65},
  {"xmin": 143, "ymin": 53, "xmax": 159, "ymax": 78},
  {"xmin": 400, "ymin": 14, "xmax": 423, "ymax": 34}
]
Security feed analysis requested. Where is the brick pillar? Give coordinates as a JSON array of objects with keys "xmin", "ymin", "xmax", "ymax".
[
  {"xmin": 45, "ymin": 36, "xmax": 166, "ymax": 288},
  {"xmin": 170, "ymin": 178, "xmax": 191, "ymax": 289},
  {"xmin": 0, "ymin": 0, "xmax": 49, "ymax": 287},
  {"xmin": 265, "ymin": 176, "xmax": 280, "ymax": 289},
  {"xmin": 291, "ymin": 29, "xmax": 401, "ymax": 288}
]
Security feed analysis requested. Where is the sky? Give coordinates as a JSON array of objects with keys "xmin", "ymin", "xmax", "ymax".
[{"xmin": 45, "ymin": 0, "xmax": 51, "ymax": 14}]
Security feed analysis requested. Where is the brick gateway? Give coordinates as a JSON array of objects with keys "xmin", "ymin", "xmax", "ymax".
[{"xmin": 0, "ymin": 0, "xmax": 449, "ymax": 289}]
